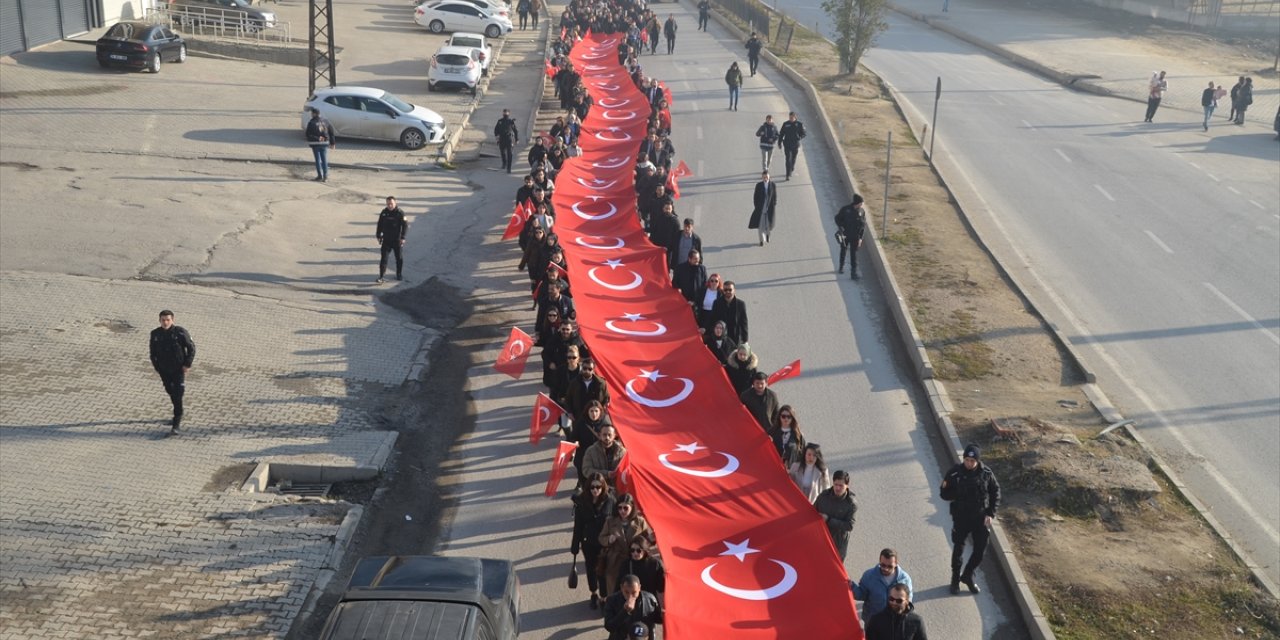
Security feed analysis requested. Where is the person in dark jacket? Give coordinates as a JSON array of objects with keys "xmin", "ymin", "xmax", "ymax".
[
  {"xmin": 724, "ymin": 342, "xmax": 758, "ymax": 394},
  {"xmin": 602, "ymin": 575, "xmax": 661, "ymax": 640},
  {"xmin": 150, "ymin": 310, "xmax": 196, "ymax": 435},
  {"xmin": 749, "ymin": 171, "xmax": 778, "ymax": 246},
  {"xmin": 375, "ymin": 196, "xmax": 408, "ymax": 283},
  {"xmin": 769, "ymin": 404, "xmax": 805, "ymax": 468},
  {"xmin": 667, "ymin": 218, "xmax": 703, "ymax": 272},
  {"xmin": 1233, "ymin": 76, "xmax": 1253, "ymax": 124},
  {"xmin": 739, "ymin": 371, "xmax": 780, "ymax": 431},
  {"xmin": 725, "ymin": 61, "xmax": 743, "ymax": 110},
  {"xmin": 616, "ymin": 537, "xmax": 665, "ymax": 607},
  {"xmin": 834, "ymin": 194, "xmax": 867, "ymax": 279},
  {"xmin": 814, "ymin": 470, "xmax": 857, "ymax": 560},
  {"xmin": 648, "ymin": 202, "xmax": 681, "ymax": 254},
  {"xmin": 572, "ymin": 472, "xmax": 616, "ymax": 609},
  {"xmin": 865, "ymin": 584, "xmax": 928, "ymax": 640},
  {"xmin": 778, "ymin": 111, "xmax": 807, "ymax": 180},
  {"xmin": 703, "ymin": 320, "xmax": 737, "ymax": 366},
  {"xmin": 940, "ymin": 444, "xmax": 1001, "ymax": 594},
  {"xmin": 745, "ymin": 31, "xmax": 763, "ymax": 76},
  {"xmin": 698, "ymin": 0, "xmax": 710, "ymax": 30},
  {"xmin": 672, "ymin": 250, "xmax": 708, "ymax": 306},
  {"xmin": 304, "ymin": 107, "xmax": 336, "ymax": 182},
  {"xmin": 755, "ymin": 116, "xmax": 779, "ymax": 171},
  {"xmin": 494, "ymin": 108, "xmax": 519, "ymax": 172},
  {"xmin": 662, "ymin": 14, "xmax": 677, "ymax": 54},
  {"xmin": 564, "ymin": 359, "xmax": 610, "ymax": 424},
  {"xmin": 710, "ymin": 280, "xmax": 748, "ymax": 343}
]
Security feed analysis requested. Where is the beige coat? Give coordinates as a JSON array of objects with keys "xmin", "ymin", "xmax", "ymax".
[{"xmin": 599, "ymin": 513, "xmax": 651, "ymax": 593}]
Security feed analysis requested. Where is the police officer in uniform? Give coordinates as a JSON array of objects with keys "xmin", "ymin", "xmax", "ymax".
[
  {"xmin": 150, "ymin": 310, "xmax": 196, "ymax": 436},
  {"xmin": 834, "ymin": 194, "xmax": 867, "ymax": 279},
  {"xmin": 494, "ymin": 109, "xmax": 520, "ymax": 173},
  {"xmin": 940, "ymin": 444, "xmax": 1000, "ymax": 594},
  {"xmin": 376, "ymin": 196, "xmax": 409, "ymax": 283},
  {"xmin": 777, "ymin": 111, "xmax": 807, "ymax": 180}
]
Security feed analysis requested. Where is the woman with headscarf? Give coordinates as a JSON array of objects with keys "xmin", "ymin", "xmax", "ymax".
[
  {"xmin": 724, "ymin": 342, "xmax": 759, "ymax": 395},
  {"xmin": 702, "ymin": 320, "xmax": 737, "ymax": 366}
]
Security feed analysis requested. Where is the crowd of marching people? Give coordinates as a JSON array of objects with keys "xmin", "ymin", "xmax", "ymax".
[{"xmin": 491, "ymin": 1, "xmax": 1007, "ymax": 636}]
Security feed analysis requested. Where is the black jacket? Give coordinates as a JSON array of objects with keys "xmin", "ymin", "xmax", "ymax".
[
  {"xmin": 376, "ymin": 207, "xmax": 408, "ymax": 245},
  {"xmin": 711, "ymin": 295, "xmax": 748, "ymax": 343},
  {"xmin": 150, "ymin": 326, "xmax": 195, "ymax": 373},
  {"xmin": 602, "ymin": 590, "xmax": 661, "ymax": 640},
  {"xmin": 618, "ymin": 555, "xmax": 665, "ymax": 594},
  {"xmin": 648, "ymin": 212, "xmax": 681, "ymax": 254},
  {"xmin": 778, "ymin": 119, "xmax": 807, "ymax": 147},
  {"xmin": 865, "ymin": 602, "xmax": 929, "ymax": 640},
  {"xmin": 494, "ymin": 115, "xmax": 519, "ymax": 145},
  {"xmin": 672, "ymin": 261, "xmax": 708, "ymax": 305},
  {"xmin": 667, "ymin": 231, "xmax": 703, "ymax": 269},
  {"xmin": 749, "ymin": 180, "xmax": 778, "ymax": 232},
  {"xmin": 746, "ymin": 36, "xmax": 763, "ymax": 58},
  {"xmin": 835, "ymin": 203, "xmax": 866, "ymax": 242},
  {"xmin": 814, "ymin": 487, "xmax": 857, "ymax": 558},
  {"xmin": 940, "ymin": 461, "xmax": 1001, "ymax": 520},
  {"xmin": 571, "ymin": 491, "xmax": 616, "ymax": 554},
  {"xmin": 755, "ymin": 122, "xmax": 779, "ymax": 147},
  {"xmin": 703, "ymin": 333, "xmax": 737, "ymax": 366},
  {"xmin": 305, "ymin": 115, "xmax": 335, "ymax": 145}
]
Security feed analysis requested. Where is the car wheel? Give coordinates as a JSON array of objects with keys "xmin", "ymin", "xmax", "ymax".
[
  {"xmin": 148, "ymin": 53, "xmax": 161, "ymax": 73},
  {"xmin": 485, "ymin": 24, "xmax": 501, "ymax": 38},
  {"xmin": 401, "ymin": 128, "xmax": 427, "ymax": 150},
  {"xmin": 427, "ymin": 82, "xmax": 435, "ymax": 92},
  {"xmin": 177, "ymin": 44, "xmax": 187, "ymax": 63},
  {"xmin": 429, "ymin": 20, "xmax": 445, "ymax": 33},
  {"xmin": 98, "ymin": 58, "xmax": 110, "ymax": 68},
  {"xmin": 470, "ymin": 85, "xmax": 478, "ymax": 97}
]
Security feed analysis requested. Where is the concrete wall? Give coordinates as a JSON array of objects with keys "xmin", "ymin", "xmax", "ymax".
[
  {"xmin": 1081, "ymin": 0, "xmax": 1280, "ymax": 36},
  {"xmin": 102, "ymin": 0, "xmax": 151, "ymax": 24}
]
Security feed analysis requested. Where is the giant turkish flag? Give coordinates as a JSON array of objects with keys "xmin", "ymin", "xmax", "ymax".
[{"xmin": 548, "ymin": 32, "xmax": 862, "ymax": 639}]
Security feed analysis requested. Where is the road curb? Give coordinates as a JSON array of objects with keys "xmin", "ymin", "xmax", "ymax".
[
  {"xmin": 699, "ymin": 4, "xmax": 1054, "ymax": 637},
  {"xmin": 295, "ymin": 504, "xmax": 365, "ymax": 629}
]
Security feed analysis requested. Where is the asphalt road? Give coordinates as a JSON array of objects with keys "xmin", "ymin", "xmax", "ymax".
[
  {"xmin": 440, "ymin": 1, "xmax": 1027, "ymax": 637},
  {"xmin": 773, "ymin": 3, "xmax": 1280, "ymax": 586}
]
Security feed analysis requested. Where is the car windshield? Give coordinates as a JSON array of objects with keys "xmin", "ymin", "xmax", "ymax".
[
  {"xmin": 437, "ymin": 54, "xmax": 471, "ymax": 66},
  {"xmin": 378, "ymin": 92, "xmax": 413, "ymax": 113},
  {"xmin": 105, "ymin": 23, "xmax": 142, "ymax": 39},
  {"xmin": 453, "ymin": 37, "xmax": 482, "ymax": 47}
]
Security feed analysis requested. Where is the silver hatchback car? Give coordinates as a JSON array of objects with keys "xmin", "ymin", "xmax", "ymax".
[{"xmin": 301, "ymin": 87, "xmax": 446, "ymax": 149}]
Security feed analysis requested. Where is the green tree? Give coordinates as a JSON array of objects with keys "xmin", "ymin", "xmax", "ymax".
[{"xmin": 821, "ymin": 0, "xmax": 889, "ymax": 75}]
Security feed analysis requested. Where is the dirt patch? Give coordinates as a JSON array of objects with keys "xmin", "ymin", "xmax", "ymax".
[
  {"xmin": 771, "ymin": 18, "xmax": 1279, "ymax": 640},
  {"xmin": 203, "ymin": 463, "xmax": 256, "ymax": 493}
]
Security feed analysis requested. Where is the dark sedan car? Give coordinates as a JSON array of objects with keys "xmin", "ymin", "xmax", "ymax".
[{"xmin": 96, "ymin": 22, "xmax": 186, "ymax": 73}]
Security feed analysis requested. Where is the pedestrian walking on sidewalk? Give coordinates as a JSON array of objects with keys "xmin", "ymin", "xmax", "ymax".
[
  {"xmin": 749, "ymin": 170, "xmax": 777, "ymax": 246},
  {"xmin": 755, "ymin": 115, "xmax": 779, "ymax": 170},
  {"xmin": 494, "ymin": 108, "xmax": 519, "ymax": 172},
  {"xmin": 517, "ymin": 0, "xmax": 530, "ymax": 30},
  {"xmin": 725, "ymin": 62, "xmax": 743, "ymax": 110},
  {"xmin": 778, "ymin": 111, "xmax": 807, "ymax": 180},
  {"xmin": 864, "ymin": 584, "xmax": 928, "ymax": 640},
  {"xmin": 1202, "ymin": 81, "xmax": 1226, "ymax": 131},
  {"xmin": 305, "ymin": 107, "xmax": 336, "ymax": 182},
  {"xmin": 1234, "ymin": 77, "xmax": 1253, "ymax": 124},
  {"xmin": 698, "ymin": 0, "xmax": 710, "ymax": 30},
  {"xmin": 940, "ymin": 444, "xmax": 1001, "ymax": 595},
  {"xmin": 1228, "ymin": 76, "xmax": 1244, "ymax": 122},
  {"xmin": 663, "ymin": 15, "xmax": 677, "ymax": 54},
  {"xmin": 745, "ymin": 32, "xmax": 763, "ymax": 76},
  {"xmin": 834, "ymin": 194, "xmax": 867, "ymax": 279},
  {"xmin": 1144, "ymin": 70, "xmax": 1167, "ymax": 123},
  {"xmin": 150, "ymin": 310, "xmax": 195, "ymax": 436},
  {"xmin": 376, "ymin": 196, "xmax": 409, "ymax": 283},
  {"xmin": 814, "ymin": 470, "xmax": 857, "ymax": 560},
  {"xmin": 530, "ymin": 0, "xmax": 542, "ymax": 27}
]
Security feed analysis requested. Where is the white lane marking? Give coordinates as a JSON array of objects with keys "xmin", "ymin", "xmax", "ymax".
[
  {"xmin": 1227, "ymin": 186, "xmax": 1240, "ymax": 195},
  {"xmin": 1022, "ymin": 119, "xmax": 1035, "ymax": 131},
  {"xmin": 1094, "ymin": 184, "xmax": 1116, "ymax": 201},
  {"xmin": 696, "ymin": 126, "xmax": 704, "ymax": 140},
  {"xmin": 1189, "ymin": 162, "xmax": 1202, "ymax": 170},
  {"xmin": 1249, "ymin": 200, "xmax": 1264, "ymax": 210},
  {"xmin": 1207, "ymin": 173, "xmax": 1220, "ymax": 182},
  {"xmin": 1054, "ymin": 148, "xmax": 1071, "ymax": 163},
  {"xmin": 990, "ymin": 95, "xmax": 1004, "ymax": 106},
  {"xmin": 690, "ymin": 101, "xmax": 700, "ymax": 112},
  {"xmin": 1204, "ymin": 282, "xmax": 1280, "ymax": 346},
  {"xmin": 1144, "ymin": 230, "xmax": 1173, "ymax": 254}
]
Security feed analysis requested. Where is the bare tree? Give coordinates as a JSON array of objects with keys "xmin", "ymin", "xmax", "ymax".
[{"xmin": 821, "ymin": 0, "xmax": 889, "ymax": 75}]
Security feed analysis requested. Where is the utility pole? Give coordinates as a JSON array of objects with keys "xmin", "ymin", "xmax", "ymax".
[{"xmin": 309, "ymin": 0, "xmax": 336, "ymax": 95}]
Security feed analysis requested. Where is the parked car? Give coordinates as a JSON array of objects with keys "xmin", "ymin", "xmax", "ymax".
[
  {"xmin": 414, "ymin": 1, "xmax": 512, "ymax": 38},
  {"xmin": 445, "ymin": 32, "xmax": 492, "ymax": 76},
  {"xmin": 428, "ymin": 0, "xmax": 511, "ymax": 19},
  {"xmin": 301, "ymin": 87, "xmax": 446, "ymax": 150},
  {"xmin": 319, "ymin": 556, "xmax": 520, "ymax": 640},
  {"xmin": 96, "ymin": 22, "xmax": 187, "ymax": 73},
  {"xmin": 428, "ymin": 45, "xmax": 483, "ymax": 94},
  {"xmin": 172, "ymin": 0, "xmax": 277, "ymax": 32}
]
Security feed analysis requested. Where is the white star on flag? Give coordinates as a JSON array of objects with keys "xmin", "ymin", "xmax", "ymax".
[
  {"xmin": 604, "ymin": 258, "xmax": 624, "ymax": 269},
  {"xmin": 637, "ymin": 369, "xmax": 665, "ymax": 381},
  {"xmin": 673, "ymin": 442, "xmax": 705, "ymax": 454},
  {"xmin": 622, "ymin": 312, "xmax": 644, "ymax": 321},
  {"xmin": 720, "ymin": 539, "xmax": 759, "ymax": 562}
]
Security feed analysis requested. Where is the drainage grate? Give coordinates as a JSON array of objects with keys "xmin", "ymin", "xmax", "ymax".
[{"xmin": 274, "ymin": 481, "xmax": 332, "ymax": 497}]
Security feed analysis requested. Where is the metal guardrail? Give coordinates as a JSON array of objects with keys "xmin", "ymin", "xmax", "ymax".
[
  {"xmin": 146, "ymin": 6, "xmax": 292, "ymax": 43},
  {"xmin": 711, "ymin": 0, "xmax": 771, "ymax": 39}
]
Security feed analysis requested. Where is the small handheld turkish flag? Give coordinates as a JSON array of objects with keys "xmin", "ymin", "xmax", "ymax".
[
  {"xmin": 501, "ymin": 201, "xmax": 531, "ymax": 241},
  {"xmin": 767, "ymin": 359, "xmax": 803, "ymax": 385},
  {"xmin": 662, "ymin": 84, "xmax": 673, "ymax": 106},
  {"xmin": 614, "ymin": 450, "xmax": 634, "ymax": 497},
  {"xmin": 673, "ymin": 160, "xmax": 693, "ymax": 178},
  {"xmin": 545, "ymin": 440, "xmax": 579, "ymax": 497},
  {"xmin": 665, "ymin": 172, "xmax": 681, "ymax": 200},
  {"xmin": 530, "ymin": 392, "xmax": 567, "ymax": 445},
  {"xmin": 494, "ymin": 327, "xmax": 534, "ymax": 379},
  {"xmin": 545, "ymin": 59, "xmax": 557, "ymax": 79}
]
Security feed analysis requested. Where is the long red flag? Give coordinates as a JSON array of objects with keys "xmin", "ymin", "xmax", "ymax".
[
  {"xmin": 544, "ymin": 440, "xmax": 578, "ymax": 497},
  {"xmin": 493, "ymin": 327, "xmax": 533, "ymax": 379},
  {"xmin": 767, "ymin": 359, "xmax": 803, "ymax": 385},
  {"xmin": 529, "ymin": 392, "xmax": 566, "ymax": 445}
]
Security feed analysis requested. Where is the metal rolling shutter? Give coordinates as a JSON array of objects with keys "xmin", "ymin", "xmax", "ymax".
[
  {"xmin": 0, "ymin": 0, "xmax": 24, "ymax": 56},
  {"xmin": 20, "ymin": 0, "xmax": 62, "ymax": 48},
  {"xmin": 60, "ymin": 0, "xmax": 90, "ymax": 38}
]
